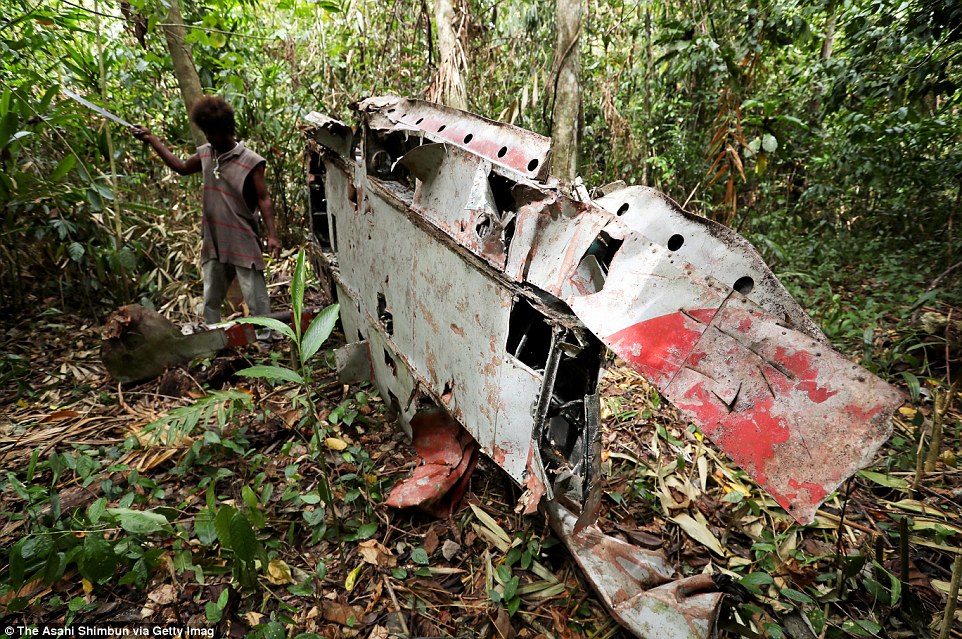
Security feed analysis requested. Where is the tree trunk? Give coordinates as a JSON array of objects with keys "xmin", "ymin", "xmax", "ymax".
[
  {"xmin": 821, "ymin": 1, "xmax": 837, "ymax": 61},
  {"xmin": 550, "ymin": 0, "xmax": 582, "ymax": 182},
  {"xmin": 642, "ymin": 6, "xmax": 653, "ymax": 187},
  {"xmin": 162, "ymin": 0, "xmax": 206, "ymax": 148},
  {"xmin": 430, "ymin": 0, "xmax": 467, "ymax": 110}
]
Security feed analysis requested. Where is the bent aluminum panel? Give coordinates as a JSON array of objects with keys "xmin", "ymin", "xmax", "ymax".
[
  {"xmin": 595, "ymin": 186, "xmax": 823, "ymax": 339},
  {"xmin": 357, "ymin": 96, "xmax": 551, "ymax": 180},
  {"xmin": 548, "ymin": 502, "xmax": 723, "ymax": 639}
]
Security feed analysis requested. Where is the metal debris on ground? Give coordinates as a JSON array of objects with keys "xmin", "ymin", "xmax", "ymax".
[{"xmin": 304, "ymin": 96, "xmax": 904, "ymax": 639}]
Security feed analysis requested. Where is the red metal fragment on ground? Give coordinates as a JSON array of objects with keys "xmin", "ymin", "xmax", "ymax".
[{"xmin": 385, "ymin": 409, "xmax": 479, "ymax": 518}]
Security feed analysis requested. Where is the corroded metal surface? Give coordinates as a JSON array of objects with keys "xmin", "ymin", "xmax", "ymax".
[
  {"xmin": 548, "ymin": 502, "xmax": 723, "ymax": 639},
  {"xmin": 304, "ymin": 96, "xmax": 903, "ymax": 639}
]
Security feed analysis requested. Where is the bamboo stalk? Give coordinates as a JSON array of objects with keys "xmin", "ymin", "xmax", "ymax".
[
  {"xmin": 899, "ymin": 515, "xmax": 910, "ymax": 585},
  {"xmin": 927, "ymin": 378, "xmax": 960, "ymax": 472},
  {"xmin": 938, "ymin": 554, "xmax": 962, "ymax": 639}
]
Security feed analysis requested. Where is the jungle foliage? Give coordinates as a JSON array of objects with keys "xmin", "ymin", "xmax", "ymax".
[{"xmin": 1, "ymin": 0, "xmax": 959, "ymax": 324}]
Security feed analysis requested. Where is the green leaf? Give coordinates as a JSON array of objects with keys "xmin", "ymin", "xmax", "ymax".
[
  {"xmin": 214, "ymin": 504, "xmax": 237, "ymax": 547},
  {"xmin": 228, "ymin": 511, "xmax": 259, "ymax": 562},
  {"xmin": 205, "ymin": 600, "xmax": 224, "ymax": 623},
  {"xmin": 79, "ymin": 534, "xmax": 116, "ymax": 584},
  {"xmin": 236, "ymin": 365, "xmax": 304, "ymax": 385},
  {"xmin": 262, "ymin": 621, "xmax": 285, "ymax": 639},
  {"xmin": 51, "ymin": 153, "xmax": 77, "ymax": 181},
  {"xmin": 410, "ymin": 547, "xmax": 429, "ymax": 565},
  {"xmin": 300, "ymin": 303, "xmax": 340, "ymax": 365},
  {"xmin": 292, "ymin": 250, "xmax": 306, "ymax": 339},
  {"xmin": 740, "ymin": 572, "xmax": 774, "ymax": 594},
  {"xmin": 858, "ymin": 470, "xmax": 909, "ymax": 489},
  {"xmin": 106, "ymin": 507, "xmax": 169, "ymax": 534},
  {"xmin": 231, "ymin": 317, "xmax": 295, "ymax": 342},
  {"xmin": 87, "ymin": 497, "xmax": 107, "ymax": 524},
  {"xmin": 242, "ymin": 485, "xmax": 259, "ymax": 512},
  {"xmin": 288, "ymin": 581, "xmax": 314, "ymax": 596},
  {"xmin": 9, "ymin": 539, "xmax": 25, "ymax": 590},
  {"xmin": 900, "ymin": 372, "xmax": 920, "ymax": 401},
  {"xmin": 356, "ymin": 522, "xmax": 377, "ymax": 540},
  {"xmin": 781, "ymin": 587, "xmax": 815, "ymax": 604},
  {"xmin": 209, "ymin": 31, "xmax": 227, "ymax": 48},
  {"xmin": 0, "ymin": 112, "xmax": 16, "ymax": 148},
  {"xmin": 44, "ymin": 551, "xmax": 68, "ymax": 584},
  {"xmin": 763, "ymin": 623, "xmax": 784, "ymax": 639},
  {"xmin": 39, "ymin": 85, "xmax": 59, "ymax": 112},
  {"xmin": 762, "ymin": 134, "xmax": 778, "ymax": 153},
  {"xmin": 844, "ymin": 619, "xmax": 882, "ymax": 636},
  {"xmin": 503, "ymin": 575, "xmax": 519, "ymax": 601},
  {"xmin": 68, "ymin": 242, "xmax": 85, "ymax": 262}
]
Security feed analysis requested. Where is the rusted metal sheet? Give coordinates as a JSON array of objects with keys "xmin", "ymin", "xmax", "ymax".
[
  {"xmin": 548, "ymin": 502, "xmax": 723, "ymax": 639},
  {"xmin": 357, "ymin": 96, "xmax": 552, "ymax": 180},
  {"xmin": 384, "ymin": 408, "xmax": 479, "ymax": 518},
  {"xmin": 593, "ymin": 186, "xmax": 823, "ymax": 339},
  {"xmin": 304, "ymin": 96, "xmax": 903, "ymax": 639}
]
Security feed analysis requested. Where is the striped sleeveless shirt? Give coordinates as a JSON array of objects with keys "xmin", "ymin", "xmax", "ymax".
[{"xmin": 198, "ymin": 141, "xmax": 267, "ymax": 270}]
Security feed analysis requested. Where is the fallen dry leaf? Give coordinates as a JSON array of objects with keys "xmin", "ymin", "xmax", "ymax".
[
  {"xmin": 320, "ymin": 600, "xmax": 364, "ymax": 626},
  {"xmin": 368, "ymin": 626, "xmax": 389, "ymax": 639},
  {"xmin": 358, "ymin": 539, "xmax": 397, "ymax": 567},
  {"xmin": 441, "ymin": 539, "xmax": 460, "ymax": 561},
  {"xmin": 326, "ymin": 437, "xmax": 348, "ymax": 451},
  {"xmin": 267, "ymin": 559, "xmax": 294, "ymax": 585},
  {"xmin": 424, "ymin": 527, "xmax": 440, "ymax": 556},
  {"xmin": 147, "ymin": 583, "xmax": 178, "ymax": 605}
]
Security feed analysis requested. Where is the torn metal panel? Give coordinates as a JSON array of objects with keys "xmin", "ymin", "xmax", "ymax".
[
  {"xmin": 565, "ymin": 222, "xmax": 902, "ymax": 522},
  {"xmin": 595, "ymin": 186, "xmax": 823, "ymax": 339},
  {"xmin": 400, "ymin": 143, "xmax": 512, "ymax": 271},
  {"xmin": 548, "ymin": 502, "xmax": 723, "ymax": 639},
  {"xmin": 512, "ymin": 197, "xmax": 613, "ymax": 299},
  {"xmin": 384, "ymin": 408, "xmax": 480, "ymax": 518},
  {"xmin": 334, "ymin": 340, "xmax": 373, "ymax": 385},
  {"xmin": 661, "ymin": 299, "xmax": 902, "ymax": 522},
  {"xmin": 357, "ymin": 96, "xmax": 552, "ymax": 180},
  {"xmin": 304, "ymin": 111, "xmax": 355, "ymax": 160}
]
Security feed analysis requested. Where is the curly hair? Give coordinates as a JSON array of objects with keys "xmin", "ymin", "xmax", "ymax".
[{"xmin": 190, "ymin": 95, "xmax": 235, "ymax": 136}]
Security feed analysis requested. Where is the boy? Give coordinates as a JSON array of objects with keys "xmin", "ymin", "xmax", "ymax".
[{"xmin": 132, "ymin": 95, "xmax": 282, "ymax": 324}]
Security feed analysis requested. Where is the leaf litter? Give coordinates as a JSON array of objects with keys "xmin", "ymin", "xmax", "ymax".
[{"xmin": 1, "ymin": 276, "xmax": 961, "ymax": 638}]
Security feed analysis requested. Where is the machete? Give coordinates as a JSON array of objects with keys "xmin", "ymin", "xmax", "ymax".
[{"xmin": 62, "ymin": 88, "xmax": 133, "ymax": 128}]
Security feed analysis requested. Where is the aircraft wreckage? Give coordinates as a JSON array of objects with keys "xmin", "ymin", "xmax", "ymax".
[{"xmin": 303, "ymin": 97, "xmax": 903, "ymax": 639}]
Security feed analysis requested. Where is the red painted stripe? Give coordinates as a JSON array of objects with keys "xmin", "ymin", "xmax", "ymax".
[
  {"xmin": 606, "ymin": 311, "xmax": 706, "ymax": 386},
  {"xmin": 227, "ymin": 159, "xmax": 255, "ymax": 170},
  {"xmin": 203, "ymin": 218, "xmax": 257, "ymax": 237},
  {"xmin": 205, "ymin": 186, "xmax": 243, "ymax": 202}
]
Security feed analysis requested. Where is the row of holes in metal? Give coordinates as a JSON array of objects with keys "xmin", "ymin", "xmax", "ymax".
[{"xmin": 388, "ymin": 107, "xmax": 541, "ymax": 173}]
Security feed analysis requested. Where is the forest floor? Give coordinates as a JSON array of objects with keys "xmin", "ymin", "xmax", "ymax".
[{"xmin": 1, "ymin": 257, "xmax": 961, "ymax": 639}]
